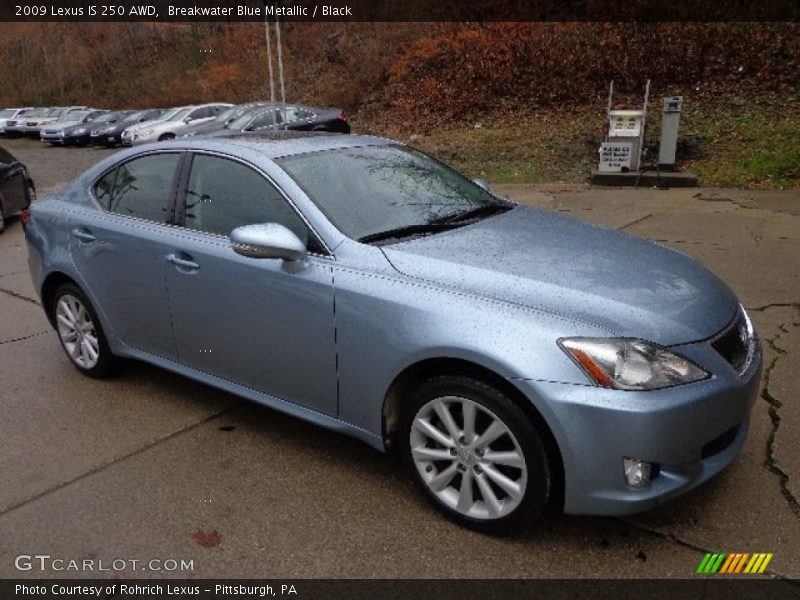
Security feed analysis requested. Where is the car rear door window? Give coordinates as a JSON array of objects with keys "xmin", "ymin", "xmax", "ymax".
[
  {"xmin": 93, "ymin": 153, "xmax": 180, "ymax": 222},
  {"xmin": 183, "ymin": 154, "xmax": 308, "ymax": 245}
]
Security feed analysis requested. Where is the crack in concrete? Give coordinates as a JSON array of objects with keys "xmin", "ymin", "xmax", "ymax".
[
  {"xmin": 760, "ymin": 311, "xmax": 800, "ymax": 517},
  {"xmin": 0, "ymin": 330, "xmax": 49, "ymax": 345},
  {"xmin": 617, "ymin": 213, "xmax": 653, "ymax": 231},
  {"xmin": 747, "ymin": 302, "xmax": 800, "ymax": 312},
  {"xmin": 0, "ymin": 286, "xmax": 40, "ymax": 306},
  {"xmin": 0, "ymin": 402, "xmax": 245, "ymax": 519}
]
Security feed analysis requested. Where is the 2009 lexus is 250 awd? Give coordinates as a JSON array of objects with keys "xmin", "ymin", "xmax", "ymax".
[{"xmin": 25, "ymin": 132, "xmax": 761, "ymax": 532}]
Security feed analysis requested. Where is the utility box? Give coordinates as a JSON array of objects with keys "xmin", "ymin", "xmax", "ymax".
[
  {"xmin": 604, "ymin": 109, "xmax": 645, "ymax": 171},
  {"xmin": 658, "ymin": 96, "xmax": 683, "ymax": 169}
]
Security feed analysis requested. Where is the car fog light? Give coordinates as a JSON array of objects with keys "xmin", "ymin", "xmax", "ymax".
[{"xmin": 623, "ymin": 457, "xmax": 652, "ymax": 488}]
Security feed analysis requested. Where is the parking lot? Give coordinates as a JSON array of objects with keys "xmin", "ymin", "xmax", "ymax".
[{"xmin": 0, "ymin": 137, "xmax": 798, "ymax": 579}]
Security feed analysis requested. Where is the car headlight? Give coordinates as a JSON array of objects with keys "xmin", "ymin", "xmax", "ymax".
[
  {"xmin": 73, "ymin": 128, "xmax": 87, "ymax": 134},
  {"xmin": 560, "ymin": 338, "xmax": 708, "ymax": 390}
]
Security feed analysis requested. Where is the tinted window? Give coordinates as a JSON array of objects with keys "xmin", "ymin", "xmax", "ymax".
[
  {"xmin": 94, "ymin": 154, "xmax": 180, "ymax": 222},
  {"xmin": 184, "ymin": 155, "xmax": 308, "ymax": 245},
  {"xmin": 281, "ymin": 107, "xmax": 303, "ymax": 122},
  {"xmin": 250, "ymin": 110, "xmax": 282, "ymax": 130},
  {"xmin": 190, "ymin": 107, "xmax": 213, "ymax": 120}
]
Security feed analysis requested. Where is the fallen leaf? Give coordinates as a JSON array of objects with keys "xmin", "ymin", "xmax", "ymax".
[{"xmin": 192, "ymin": 529, "xmax": 223, "ymax": 548}]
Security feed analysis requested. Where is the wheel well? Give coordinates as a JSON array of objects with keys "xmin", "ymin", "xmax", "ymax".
[
  {"xmin": 382, "ymin": 357, "xmax": 565, "ymax": 508},
  {"xmin": 41, "ymin": 272, "xmax": 78, "ymax": 327}
]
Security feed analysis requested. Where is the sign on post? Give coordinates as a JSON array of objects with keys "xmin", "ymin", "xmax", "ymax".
[{"xmin": 598, "ymin": 142, "xmax": 633, "ymax": 172}]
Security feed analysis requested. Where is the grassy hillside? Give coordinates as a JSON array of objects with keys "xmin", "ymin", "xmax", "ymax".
[{"xmin": 0, "ymin": 22, "xmax": 797, "ymax": 188}]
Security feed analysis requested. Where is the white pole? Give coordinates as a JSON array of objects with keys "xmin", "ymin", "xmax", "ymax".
[{"xmin": 265, "ymin": 17, "xmax": 276, "ymax": 127}]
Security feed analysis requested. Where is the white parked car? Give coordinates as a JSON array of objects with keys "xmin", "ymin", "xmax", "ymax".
[
  {"xmin": 0, "ymin": 108, "xmax": 33, "ymax": 135},
  {"xmin": 10, "ymin": 107, "xmax": 87, "ymax": 137},
  {"xmin": 121, "ymin": 104, "xmax": 232, "ymax": 146}
]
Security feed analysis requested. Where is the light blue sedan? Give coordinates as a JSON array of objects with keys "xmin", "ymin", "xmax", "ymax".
[{"xmin": 24, "ymin": 133, "xmax": 761, "ymax": 532}]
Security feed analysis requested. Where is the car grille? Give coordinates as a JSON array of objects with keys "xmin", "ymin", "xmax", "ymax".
[{"xmin": 711, "ymin": 308, "xmax": 753, "ymax": 374}]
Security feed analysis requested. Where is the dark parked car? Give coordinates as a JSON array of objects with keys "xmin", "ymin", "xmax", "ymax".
[
  {"xmin": 90, "ymin": 109, "xmax": 166, "ymax": 147},
  {"xmin": 40, "ymin": 109, "xmax": 108, "ymax": 145},
  {"xmin": 60, "ymin": 110, "xmax": 131, "ymax": 146},
  {"xmin": 0, "ymin": 145, "xmax": 34, "ymax": 233},
  {"xmin": 210, "ymin": 104, "xmax": 350, "ymax": 136}
]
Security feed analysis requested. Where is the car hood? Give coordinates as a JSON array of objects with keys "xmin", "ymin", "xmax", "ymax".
[
  {"xmin": 46, "ymin": 120, "xmax": 81, "ymax": 130},
  {"xmin": 381, "ymin": 206, "xmax": 738, "ymax": 346}
]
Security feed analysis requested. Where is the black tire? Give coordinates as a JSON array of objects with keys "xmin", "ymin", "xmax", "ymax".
[
  {"xmin": 51, "ymin": 282, "xmax": 119, "ymax": 378},
  {"xmin": 158, "ymin": 133, "xmax": 175, "ymax": 141},
  {"xmin": 0, "ymin": 197, "xmax": 5, "ymax": 234},
  {"xmin": 400, "ymin": 375, "xmax": 550, "ymax": 534}
]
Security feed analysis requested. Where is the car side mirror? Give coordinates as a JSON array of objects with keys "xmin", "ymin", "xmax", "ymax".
[
  {"xmin": 473, "ymin": 179, "xmax": 491, "ymax": 193},
  {"xmin": 183, "ymin": 117, "xmax": 192, "ymax": 124},
  {"xmin": 230, "ymin": 223, "xmax": 307, "ymax": 262}
]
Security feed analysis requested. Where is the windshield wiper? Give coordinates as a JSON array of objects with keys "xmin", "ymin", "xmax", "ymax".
[
  {"xmin": 358, "ymin": 222, "xmax": 463, "ymax": 244},
  {"xmin": 431, "ymin": 202, "xmax": 512, "ymax": 225}
]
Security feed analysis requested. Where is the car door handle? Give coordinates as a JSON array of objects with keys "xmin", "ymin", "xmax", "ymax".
[
  {"xmin": 71, "ymin": 228, "xmax": 96, "ymax": 243},
  {"xmin": 165, "ymin": 253, "xmax": 200, "ymax": 270}
]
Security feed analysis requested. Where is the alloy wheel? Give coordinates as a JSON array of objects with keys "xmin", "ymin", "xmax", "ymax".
[
  {"xmin": 410, "ymin": 395, "xmax": 528, "ymax": 520},
  {"xmin": 56, "ymin": 294, "xmax": 100, "ymax": 369}
]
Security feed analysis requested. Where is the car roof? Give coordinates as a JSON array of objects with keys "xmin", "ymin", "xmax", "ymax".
[{"xmin": 161, "ymin": 131, "xmax": 394, "ymax": 159}]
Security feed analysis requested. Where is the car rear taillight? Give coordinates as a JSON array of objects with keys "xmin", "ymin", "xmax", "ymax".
[
  {"xmin": 20, "ymin": 208, "xmax": 31, "ymax": 230},
  {"xmin": 338, "ymin": 112, "xmax": 347, "ymax": 121}
]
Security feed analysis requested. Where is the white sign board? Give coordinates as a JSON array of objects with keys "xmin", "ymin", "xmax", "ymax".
[
  {"xmin": 598, "ymin": 142, "xmax": 633, "ymax": 172},
  {"xmin": 609, "ymin": 115, "xmax": 642, "ymax": 138}
]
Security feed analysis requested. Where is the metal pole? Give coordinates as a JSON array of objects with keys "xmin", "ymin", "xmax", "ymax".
[
  {"xmin": 265, "ymin": 17, "xmax": 276, "ymax": 127},
  {"xmin": 605, "ymin": 80, "xmax": 614, "ymax": 142},
  {"xmin": 275, "ymin": 17, "xmax": 287, "ymax": 129},
  {"xmin": 637, "ymin": 79, "xmax": 650, "ymax": 171}
]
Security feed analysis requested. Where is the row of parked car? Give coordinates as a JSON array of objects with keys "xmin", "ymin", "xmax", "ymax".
[{"xmin": 0, "ymin": 101, "xmax": 351, "ymax": 147}]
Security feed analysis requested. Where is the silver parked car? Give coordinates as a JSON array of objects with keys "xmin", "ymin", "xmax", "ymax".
[
  {"xmin": 24, "ymin": 133, "xmax": 761, "ymax": 532},
  {"xmin": 121, "ymin": 104, "xmax": 232, "ymax": 145}
]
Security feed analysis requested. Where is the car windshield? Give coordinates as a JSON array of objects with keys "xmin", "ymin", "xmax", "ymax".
[
  {"xmin": 59, "ymin": 110, "xmax": 90, "ymax": 121},
  {"xmin": 277, "ymin": 145, "xmax": 501, "ymax": 242},
  {"xmin": 45, "ymin": 108, "xmax": 64, "ymax": 117},
  {"xmin": 0, "ymin": 109, "xmax": 17, "ymax": 118},
  {"xmin": 118, "ymin": 111, "xmax": 142, "ymax": 122},
  {"xmin": 226, "ymin": 110, "xmax": 264, "ymax": 130},
  {"xmin": 168, "ymin": 108, "xmax": 192, "ymax": 121},
  {"xmin": 211, "ymin": 106, "xmax": 238, "ymax": 123},
  {"xmin": 93, "ymin": 111, "xmax": 123, "ymax": 124},
  {"xmin": 23, "ymin": 108, "xmax": 46, "ymax": 118}
]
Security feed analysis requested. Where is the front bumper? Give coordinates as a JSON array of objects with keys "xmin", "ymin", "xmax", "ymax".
[
  {"xmin": 514, "ymin": 337, "xmax": 762, "ymax": 516},
  {"xmin": 121, "ymin": 132, "xmax": 155, "ymax": 146},
  {"xmin": 40, "ymin": 131, "xmax": 64, "ymax": 143},
  {"xmin": 91, "ymin": 131, "xmax": 121, "ymax": 146}
]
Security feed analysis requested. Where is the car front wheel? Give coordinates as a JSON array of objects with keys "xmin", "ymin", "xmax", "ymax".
[
  {"xmin": 52, "ymin": 283, "xmax": 118, "ymax": 378},
  {"xmin": 401, "ymin": 376, "xmax": 551, "ymax": 534}
]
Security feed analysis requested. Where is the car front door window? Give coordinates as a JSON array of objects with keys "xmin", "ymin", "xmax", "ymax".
[{"xmin": 183, "ymin": 154, "xmax": 309, "ymax": 245}]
